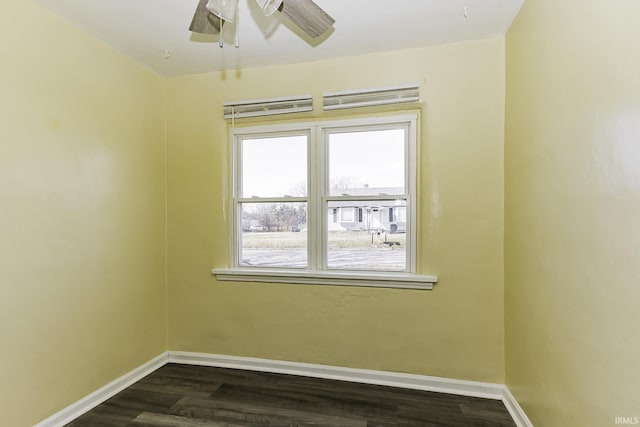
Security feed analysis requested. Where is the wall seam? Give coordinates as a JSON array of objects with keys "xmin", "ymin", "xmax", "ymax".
[{"xmin": 163, "ymin": 78, "xmax": 170, "ymax": 351}]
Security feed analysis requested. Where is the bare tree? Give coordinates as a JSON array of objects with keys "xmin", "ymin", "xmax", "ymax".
[
  {"xmin": 254, "ymin": 203, "xmax": 306, "ymax": 232},
  {"xmin": 331, "ymin": 176, "xmax": 362, "ymax": 190},
  {"xmin": 257, "ymin": 204, "xmax": 278, "ymax": 231},
  {"xmin": 289, "ymin": 181, "xmax": 307, "ymax": 197}
]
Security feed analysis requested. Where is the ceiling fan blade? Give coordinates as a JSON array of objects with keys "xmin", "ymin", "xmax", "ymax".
[
  {"xmin": 279, "ymin": 0, "xmax": 335, "ymax": 39},
  {"xmin": 189, "ymin": 0, "xmax": 222, "ymax": 34}
]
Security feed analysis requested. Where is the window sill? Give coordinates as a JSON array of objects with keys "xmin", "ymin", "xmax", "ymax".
[{"xmin": 212, "ymin": 268, "xmax": 437, "ymax": 290}]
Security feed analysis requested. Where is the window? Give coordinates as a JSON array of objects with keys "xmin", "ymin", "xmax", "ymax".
[
  {"xmin": 215, "ymin": 114, "xmax": 436, "ymax": 290},
  {"xmin": 237, "ymin": 134, "xmax": 309, "ymax": 268},
  {"xmin": 340, "ymin": 208, "xmax": 355, "ymax": 222}
]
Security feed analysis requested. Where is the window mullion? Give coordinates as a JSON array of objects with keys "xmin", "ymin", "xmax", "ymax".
[
  {"xmin": 236, "ymin": 197, "xmax": 307, "ymax": 203},
  {"xmin": 308, "ymin": 125, "xmax": 325, "ymax": 271},
  {"xmin": 407, "ymin": 119, "xmax": 417, "ymax": 274},
  {"xmin": 232, "ymin": 134, "xmax": 241, "ymax": 267}
]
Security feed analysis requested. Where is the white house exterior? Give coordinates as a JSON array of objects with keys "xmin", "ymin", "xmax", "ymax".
[{"xmin": 327, "ymin": 187, "xmax": 406, "ymax": 233}]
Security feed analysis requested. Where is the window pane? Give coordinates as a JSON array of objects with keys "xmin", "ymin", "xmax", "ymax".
[
  {"xmin": 327, "ymin": 200, "xmax": 406, "ymax": 271},
  {"xmin": 241, "ymin": 135, "xmax": 307, "ymax": 198},
  {"xmin": 328, "ymin": 129, "xmax": 405, "ymax": 196},
  {"xmin": 240, "ymin": 203, "xmax": 307, "ymax": 267}
]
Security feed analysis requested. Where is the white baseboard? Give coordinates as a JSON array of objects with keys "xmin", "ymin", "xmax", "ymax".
[
  {"xmin": 168, "ymin": 351, "xmax": 505, "ymax": 400},
  {"xmin": 36, "ymin": 350, "xmax": 532, "ymax": 427},
  {"xmin": 34, "ymin": 352, "xmax": 169, "ymax": 427},
  {"xmin": 502, "ymin": 386, "xmax": 534, "ymax": 427},
  {"xmin": 170, "ymin": 352, "xmax": 533, "ymax": 425}
]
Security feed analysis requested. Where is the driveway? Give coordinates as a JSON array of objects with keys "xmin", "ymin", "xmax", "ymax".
[{"xmin": 241, "ymin": 248, "xmax": 405, "ymax": 270}]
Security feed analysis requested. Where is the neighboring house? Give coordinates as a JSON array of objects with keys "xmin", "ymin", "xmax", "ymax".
[{"xmin": 328, "ymin": 187, "xmax": 406, "ymax": 233}]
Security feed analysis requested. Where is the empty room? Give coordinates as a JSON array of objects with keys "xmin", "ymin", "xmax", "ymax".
[{"xmin": 1, "ymin": 0, "xmax": 638, "ymax": 426}]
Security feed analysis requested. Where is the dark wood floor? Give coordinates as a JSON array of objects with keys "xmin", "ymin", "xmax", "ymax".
[{"xmin": 66, "ymin": 363, "xmax": 516, "ymax": 426}]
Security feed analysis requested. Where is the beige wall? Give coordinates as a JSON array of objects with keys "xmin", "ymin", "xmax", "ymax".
[
  {"xmin": 166, "ymin": 39, "xmax": 506, "ymax": 383},
  {"xmin": 0, "ymin": 2, "xmax": 167, "ymax": 426},
  {"xmin": 505, "ymin": 0, "xmax": 640, "ymax": 425}
]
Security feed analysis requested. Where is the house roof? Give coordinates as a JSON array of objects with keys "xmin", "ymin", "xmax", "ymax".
[{"xmin": 332, "ymin": 186, "xmax": 405, "ymax": 197}]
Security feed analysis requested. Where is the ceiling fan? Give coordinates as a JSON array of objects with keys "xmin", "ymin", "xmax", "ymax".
[{"xmin": 189, "ymin": 0, "xmax": 335, "ymax": 41}]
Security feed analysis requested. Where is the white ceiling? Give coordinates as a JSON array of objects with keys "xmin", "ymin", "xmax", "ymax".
[{"xmin": 37, "ymin": 0, "xmax": 524, "ymax": 77}]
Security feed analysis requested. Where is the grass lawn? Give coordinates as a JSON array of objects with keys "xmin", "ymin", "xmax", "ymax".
[{"xmin": 242, "ymin": 230, "xmax": 406, "ymax": 249}]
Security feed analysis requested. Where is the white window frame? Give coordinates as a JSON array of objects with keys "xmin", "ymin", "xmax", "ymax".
[{"xmin": 213, "ymin": 114, "xmax": 437, "ymax": 290}]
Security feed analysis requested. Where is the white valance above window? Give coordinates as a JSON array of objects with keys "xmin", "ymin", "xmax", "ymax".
[
  {"xmin": 323, "ymin": 84, "xmax": 420, "ymax": 111},
  {"xmin": 223, "ymin": 95, "xmax": 313, "ymax": 119}
]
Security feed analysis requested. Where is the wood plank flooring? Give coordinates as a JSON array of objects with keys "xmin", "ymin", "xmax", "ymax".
[{"xmin": 66, "ymin": 364, "xmax": 516, "ymax": 426}]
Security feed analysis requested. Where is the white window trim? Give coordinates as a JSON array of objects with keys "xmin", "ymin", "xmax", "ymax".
[
  {"xmin": 213, "ymin": 113, "xmax": 437, "ymax": 290},
  {"xmin": 213, "ymin": 268, "xmax": 436, "ymax": 290}
]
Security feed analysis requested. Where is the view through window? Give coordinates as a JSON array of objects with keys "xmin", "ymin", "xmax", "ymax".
[{"xmin": 234, "ymin": 116, "xmax": 416, "ymax": 273}]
